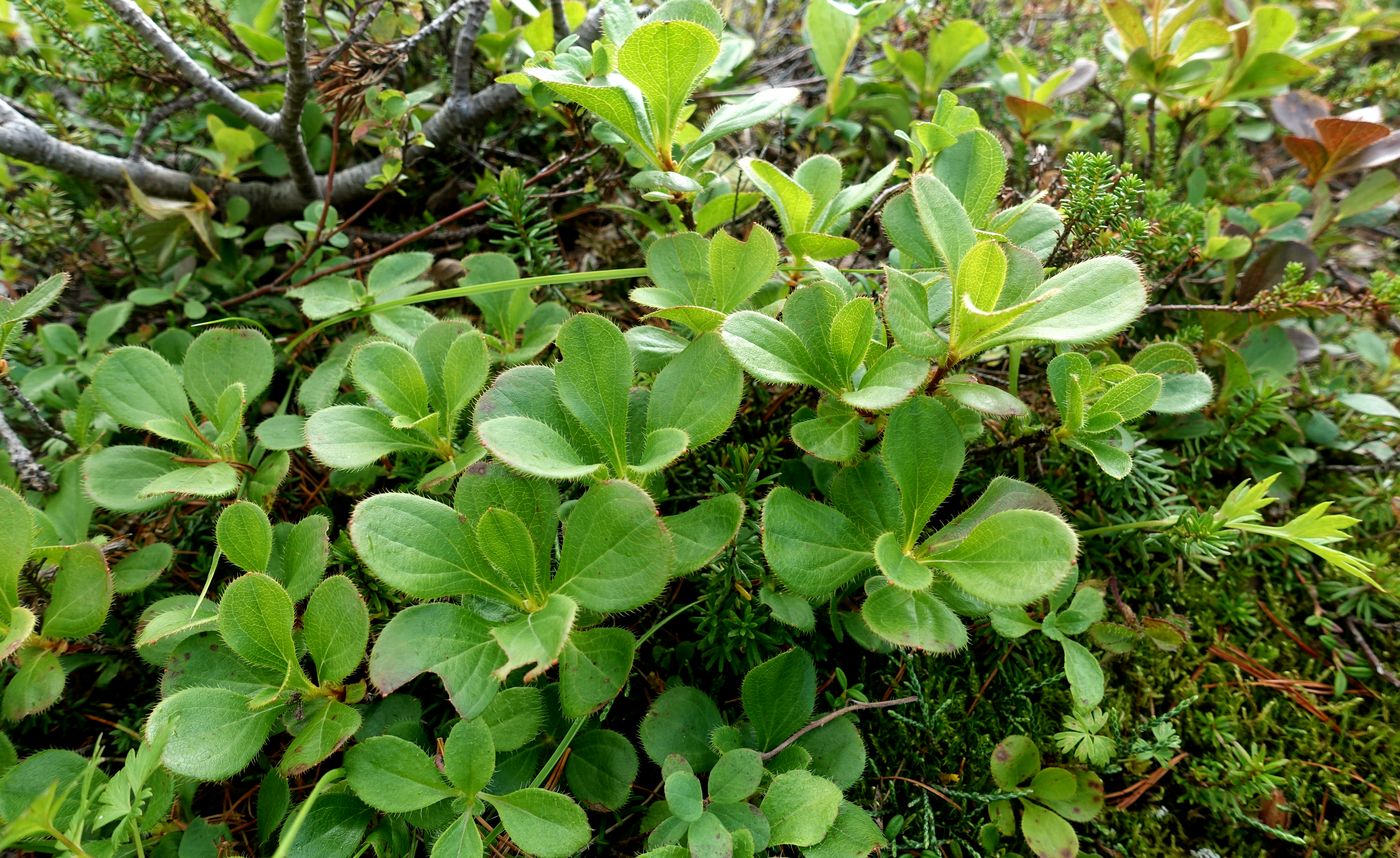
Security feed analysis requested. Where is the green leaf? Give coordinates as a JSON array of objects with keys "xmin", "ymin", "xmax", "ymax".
[
  {"xmin": 559, "ymin": 627, "xmax": 636, "ymax": 717},
  {"xmin": 556, "ymin": 481, "xmax": 673, "ymax": 612},
  {"xmin": 990, "ymin": 735, "xmax": 1040, "ymax": 788},
  {"xmin": 804, "ymin": 801, "xmax": 888, "ymax": 858},
  {"xmin": 0, "ymin": 486, "xmax": 33, "ymax": 614},
  {"xmin": 640, "ymin": 686, "xmax": 723, "ymax": 771},
  {"xmin": 432, "ymin": 814, "xmax": 484, "ymax": 858},
  {"xmin": 525, "ymin": 70, "xmax": 657, "ymax": 160},
  {"xmin": 743, "ymin": 648, "xmax": 815, "ymax": 751},
  {"xmin": 976, "ymin": 256, "xmax": 1147, "ymax": 350},
  {"xmin": 0, "ymin": 607, "xmax": 37, "ymax": 662},
  {"xmin": 256, "ymin": 414, "xmax": 308, "ymax": 450},
  {"xmin": 792, "ymin": 411, "xmax": 862, "ymax": 461},
  {"xmin": 279, "ymin": 698, "xmax": 362, "ymax": 776},
  {"xmin": 664, "ymin": 493, "xmax": 744, "ymax": 574},
  {"xmin": 350, "ymin": 493, "xmax": 516, "ymax": 602},
  {"xmin": 930, "ymin": 509, "xmax": 1077, "ymax": 606},
  {"xmin": 491, "ymin": 593, "xmax": 578, "ymax": 682},
  {"xmin": 910, "ymin": 174, "xmax": 976, "ymax": 277},
  {"xmin": 477, "ymin": 415, "xmax": 601, "ymax": 480},
  {"xmin": 665, "ymin": 769, "xmax": 704, "ymax": 821},
  {"xmin": 804, "ymin": 0, "xmax": 860, "ymax": 87},
  {"xmin": 1037, "ymin": 769, "xmax": 1105, "ymax": 822},
  {"xmin": 840, "ymin": 346, "xmax": 928, "ymax": 411},
  {"xmin": 218, "ymin": 572, "xmax": 300, "ymax": 675},
  {"xmin": 861, "ymin": 581, "xmax": 966, "ymax": 652},
  {"xmin": 647, "ymin": 332, "xmax": 742, "ymax": 447},
  {"xmin": 761, "ymin": 487, "xmax": 872, "ymax": 597},
  {"xmin": 368, "ymin": 603, "xmax": 502, "ymax": 718},
  {"xmin": 761, "ymin": 770, "xmax": 843, "ymax": 847},
  {"xmin": 92, "ymin": 347, "xmax": 195, "ymax": 443},
  {"xmin": 480, "ymin": 686, "xmax": 545, "ymax": 751},
  {"xmin": 707, "ymin": 748, "xmax": 763, "ymax": 803},
  {"xmin": 305, "ymin": 405, "xmax": 435, "ymax": 469},
  {"xmin": 484, "ymin": 789, "xmax": 592, "ymax": 858},
  {"xmin": 555, "ymin": 313, "xmax": 633, "ymax": 475},
  {"xmin": 217, "ymin": 501, "xmax": 272, "ymax": 574},
  {"xmin": 633, "ymin": 427, "xmax": 690, "ymax": 475},
  {"xmin": 146, "ymin": 687, "xmax": 282, "ymax": 780},
  {"xmin": 687, "ymin": 89, "xmax": 798, "ymax": 158},
  {"xmin": 281, "ymin": 514, "xmax": 331, "ymax": 602},
  {"xmin": 303, "ymin": 576, "xmax": 369, "ymax": 685},
  {"xmin": 1070, "ymin": 437, "xmax": 1133, "ymax": 479},
  {"xmin": 475, "ymin": 507, "xmax": 541, "ymax": 599},
  {"xmin": 41, "ymin": 543, "xmax": 111, "ymax": 639},
  {"xmin": 84, "ymin": 446, "xmax": 180, "ymax": 513},
  {"xmin": 740, "ymin": 157, "xmax": 814, "ymax": 235},
  {"xmin": 182, "ymin": 328, "xmax": 274, "ymax": 419},
  {"xmin": 352, "ymin": 340, "xmax": 430, "ymax": 420},
  {"xmin": 941, "ymin": 378, "xmax": 1029, "ymax": 416},
  {"xmin": 366, "ymin": 252, "xmax": 433, "ymax": 297},
  {"xmin": 565, "ymin": 729, "xmax": 638, "ymax": 812},
  {"xmin": 1, "ymin": 649, "xmax": 64, "ymax": 720},
  {"xmin": 1020, "ymin": 800, "xmax": 1080, "ymax": 858},
  {"xmin": 136, "ymin": 462, "xmax": 240, "ymax": 500},
  {"xmin": 618, "ymin": 20, "xmax": 720, "ymax": 144},
  {"xmin": 444, "ymin": 718, "xmax": 496, "ymax": 798},
  {"xmin": 933, "ymin": 129, "xmax": 1005, "ymax": 223},
  {"xmin": 874, "ymin": 532, "xmax": 932, "ymax": 590},
  {"xmin": 1061, "ymin": 638, "xmax": 1104, "ymax": 709},
  {"xmin": 721, "ymin": 311, "xmax": 823, "ymax": 386},
  {"xmin": 882, "ymin": 396, "xmax": 964, "ymax": 547},
  {"xmin": 345, "ymin": 735, "xmax": 455, "ymax": 813}
]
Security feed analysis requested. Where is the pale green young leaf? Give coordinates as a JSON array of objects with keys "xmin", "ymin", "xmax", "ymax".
[
  {"xmin": 721, "ymin": 311, "xmax": 824, "ymax": 387},
  {"xmin": 526, "ymin": 70, "xmax": 657, "ymax": 162},
  {"xmin": 930, "ymin": 509, "xmax": 1077, "ymax": 606},
  {"xmin": 665, "ymin": 769, "xmax": 704, "ymax": 821},
  {"xmin": 910, "ymin": 174, "xmax": 976, "ymax": 277},
  {"xmin": 932, "ymin": 130, "xmax": 1005, "ymax": 224},
  {"xmin": 708, "ymin": 748, "xmax": 763, "ymax": 803},
  {"xmin": 618, "ymin": 20, "xmax": 720, "ymax": 144},
  {"xmin": 804, "ymin": 0, "xmax": 860, "ymax": 86},
  {"xmin": 874, "ymin": 532, "xmax": 932, "ymax": 590},
  {"xmin": 739, "ymin": 158, "xmax": 814, "ymax": 234},
  {"xmin": 345, "ymin": 735, "xmax": 455, "ymax": 813},
  {"xmin": 490, "ymin": 593, "xmax": 578, "ymax": 682},
  {"xmin": 365, "ymin": 252, "xmax": 433, "ymax": 298},
  {"xmin": 431, "ymin": 814, "xmax": 483, "ymax": 858},
  {"xmin": 882, "ymin": 268, "xmax": 947, "ymax": 359},
  {"xmin": 647, "ymin": 332, "xmax": 741, "ymax": 447},
  {"xmin": 761, "ymin": 487, "xmax": 872, "ymax": 597},
  {"xmin": 1, "ymin": 649, "xmax": 64, "ymax": 720},
  {"xmin": 146, "ymin": 687, "xmax": 283, "ymax": 780},
  {"xmin": 974, "ymin": 256, "xmax": 1147, "ymax": 349},
  {"xmin": 136, "ymin": 462, "xmax": 240, "ymax": 500},
  {"xmin": 476, "ymin": 415, "xmax": 601, "ymax": 480},
  {"xmin": 1061, "ymin": 638, "xmax": 1105, "ymax": 709},
  {"xmin": 631, "ymin": 427, "xmax": 689, "ymax": 475},
  {"xmin": 475, "ymin": 507, "xmax": 541, "ymax": 599},
  {"xmin": 40, "ymin": 543, "xmax": 111, "ymax": 639},
  {"xmin": 554, "ymin": 314, "xmax": 633, "ymax": 475},
  {"xmin": 1086, "ymin": 373, "xmax": 1161, "ymax": 425},
  {"xmin": 686, "ymin": 88, "xmax": 800, "ymax": 158},
  {"xmin": 1070, "ymin": 437, "xmax": 1133, "ymax": 479},
  {"xmin": 942, "ymin": 378, "xmax": 1029, "ymax": 416},
  {"xmin": 792, "ymin": 411, "xmax": 862, "ymax": 461},
  {"xmin": 302, "ymin": 576, "xmax": 369, "ymax": 686},
  {"xmin": 216, "ymin": 501, "xmax": 272, "ymax": 574},
  {"xmin": 840, "ymin": 346, "xmax": 929, "ymax": 411}
]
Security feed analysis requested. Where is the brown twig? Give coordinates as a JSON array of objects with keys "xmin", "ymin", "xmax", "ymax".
[
  {"xmin": 760, "ymin": 696, "xmax": 917, "ymax": 762},
  {"xmin": 1344, "ymin": 617, "xmax": 1400, "ymax": 688}
]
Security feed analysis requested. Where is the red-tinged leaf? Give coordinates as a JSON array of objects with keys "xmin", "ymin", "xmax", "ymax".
[
  {"xmin": 1315, "ymin": 117, "xmax": 1390, "ymax": 159},
  {"xmin": 1282, "ymin": 135, "xmax": 1328, "ymax": 178}
]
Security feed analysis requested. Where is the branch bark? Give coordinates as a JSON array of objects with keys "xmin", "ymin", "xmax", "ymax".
[
  {"xmin": 0, "ymin": 409, "xmax": 55, "ymax": 493},
  {"xmin": 279, "ymin": 0, "xmax": 319, "ymax": 200},
  {"xmin": 102, "ymin": 0, "xmax": 279, "ymax": 136},
  {"xmin": 0, "ymin": 5, "xmax": 605, "ymax": 218}
]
